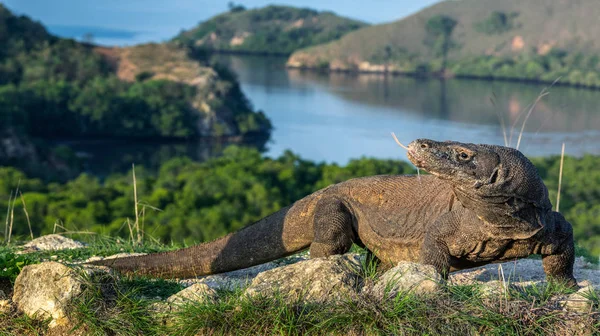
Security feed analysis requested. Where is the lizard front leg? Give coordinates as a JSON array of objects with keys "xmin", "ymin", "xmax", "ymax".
[
  {"xmin": 309, "ymin": 197, "xmax": 355, "ymax": 258},
  {"xmin": 420, "ymin": 209, "xmax": 490, "ymax": 278},
  {"xmin": 540, "ymin": 212, "xmax": 577, "ymax": 288},
  {"xmin": 419, "ymin": 211, "xmax": 465, "ymax": 278}
]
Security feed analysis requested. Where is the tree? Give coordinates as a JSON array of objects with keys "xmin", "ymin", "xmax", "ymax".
[
  {"xmin": 227, "ymin": 2, "xmax": 246, "ymax": 13},
  {"xmin": 425, "ymin": 15, "xmax": 458, "ymax": 74}
]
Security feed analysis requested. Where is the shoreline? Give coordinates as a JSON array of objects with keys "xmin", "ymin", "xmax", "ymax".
[
  {"xmin": 285, "ymin": 64, "xmax": 600, "ymax": 90},
  {"xmin": 189, "ymin": 47, "xmax": 292, "ymax": 58},
  {"xmin": 44, "ymin": 131, "xmax": 272, "ymax": 146}
]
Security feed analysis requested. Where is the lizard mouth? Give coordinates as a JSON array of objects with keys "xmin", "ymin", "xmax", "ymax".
[{"xmin": 407, "ymin": 150, "xmax": 426, "ymax": 169}]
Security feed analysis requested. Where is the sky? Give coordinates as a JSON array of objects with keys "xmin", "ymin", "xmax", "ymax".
[{"xmin": 2, "ymin": 0, "xmax": 440, "ymax": 46}]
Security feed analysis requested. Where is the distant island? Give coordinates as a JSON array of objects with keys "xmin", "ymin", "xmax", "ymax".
[
  {"xmin": 173, "ymin": 4, "xmax": 367, "ymax": 55},
  {"xmin": 287, "ymin": 0, "xmax": 600, "ymax": 88}
]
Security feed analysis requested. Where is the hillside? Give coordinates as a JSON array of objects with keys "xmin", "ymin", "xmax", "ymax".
[
  {"xmin": 288, "ymin": 0, "xmax": 600, "ymax": 87},
  {"xmin": 0, "ymin": 4, "xmax": 272, "ymax": 178},
  {"xmin": 174, "ymin": 5, "xmax": 367, "ymax": 55},
  {"xmin": 0, "ymin": 4, "xmax": 270, "ymax": 141},
  {"xmin": 0, "ymin": 4, "xmax": 54, "ymax": 61}
]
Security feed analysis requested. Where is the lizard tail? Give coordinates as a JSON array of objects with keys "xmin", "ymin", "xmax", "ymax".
[{"xmin": 86, "ymin": 204, "xmax": 313, "ymax": 278}]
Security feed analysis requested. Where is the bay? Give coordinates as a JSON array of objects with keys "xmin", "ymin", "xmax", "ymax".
[
  {"xmin": 218, "ymin": 54, "xmax": 600, "ymax": 164},
  {"xmin": 64, "ymin": 54, "xmax": 600, "ymax": 176}
]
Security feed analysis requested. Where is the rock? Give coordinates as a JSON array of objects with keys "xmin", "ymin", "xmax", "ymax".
[
  {"xmin": 12, "ymin": 262, "xmax": 114, "ymax": 328},
  {"xmin": 21, "ymin": 234, "xmax": 85, "ymax": 252},
  {"xmin": 180, "ymin": 255, "xmax": 308, "ymax": 291},
  {"xmin": 478, "ymin": 280, "xmax": 509, "ymax": 299},
  {"xmin": 368, "ymin": 262, "xmax": 441, "ymax": 300},
  {"xmin": 152, "ymin": 283, "xmax": 219, "ymax": 316},
  {"xmin": 244, "ymin": 254, "xmax": 362, "ymax": 303},
  {"xmin": 0, "ymin": 299, "xmax": 11, "ymax": 314},
  {"xmin": 449, "ymin": 257, "xmax": 598, "ymax": 288},
  {"xmin": 559, "ymin": 284, "xmax": 597, "ymax": 313},
  {"xmin": 167, "ymin": 283, "xmax": 218, "ymax": 306}
]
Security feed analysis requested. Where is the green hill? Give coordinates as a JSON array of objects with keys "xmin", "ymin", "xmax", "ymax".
[
  {"xmin": 0, "ymin": 4, "xmax": 271, "ymax": 179},
  {"xmin": 0, "ymin": 4, "xmax": 54, "ymax": 59},
  {"xmin": 174, "ymin": 5, "xmax": 367, "ymax": 55},
  {"xmin": 0, "ymin": 4, "xmax": 271, "ymax": 140},
  {"xmin": 288, "ymin": 0, "xmax": 600, "ymax": 87}
]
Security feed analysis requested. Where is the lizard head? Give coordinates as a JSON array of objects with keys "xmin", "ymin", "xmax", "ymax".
[{"xmin": 406, "ymin": 139, "xmax": 552, "ymax": 227}]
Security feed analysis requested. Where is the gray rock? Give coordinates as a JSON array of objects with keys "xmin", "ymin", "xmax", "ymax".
[
  {"xmin": 20, "ymin": 234, "xmax": 85, "ymax": 252},
  {"xmin": 368, "ymin": 262, "xmax": 441, "ymax": 300},
  {"xmin": 179, "ymin": 255, "xmax": 308, "ymax": 291},
  {"xmin": 477, "ymin": 280, "xmax": 508, "ymax": 299},
  {"xmin": 244, "ymin": 254, "xmax": 362, "ymax": 303},
  {"xmin": 12, "ymin": 262, "xmax": 114, "ymax": 328},
  {"xmin": 152, "ymin": 283, "xmax": 219, "ymax": 316},
  {"xmin": 449, "ymin": 257, "xmax": 598, "ymax": 288},
  {"xmin": 0, "ymin": 299, "xmax": 10, "ymax": 314},
  {"xmin": 167, "ymin": 283, "xmax": 218, "ymax": 306},
  {"xmin": 559, "ymin": 283, "xmax": 597, "ymax": 313}
]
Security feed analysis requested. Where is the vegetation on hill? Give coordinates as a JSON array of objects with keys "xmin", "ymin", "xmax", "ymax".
[
  {"xmin": 288, "ymin": 0, "xmax": 600, "ymax": 87},
  {"xmin": 1, "ymin": 146, "xmax": 598, "ymax": 257},
  {"xmin": 174, "ymin": 5, "xmax": 367, "ymax": 55},
  {"xmin": 0, "ymin": 4, "xmax": 271, "ymax": 140}
]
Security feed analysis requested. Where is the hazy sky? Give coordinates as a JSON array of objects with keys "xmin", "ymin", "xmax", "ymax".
[{"xmin": 2, "ymin": 0, "xmax": 441, "ymax": 45}]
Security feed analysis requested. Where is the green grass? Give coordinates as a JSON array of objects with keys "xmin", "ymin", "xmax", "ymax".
[
  {"xmin": 0, "ymin": 236, "xmax": 180, "ymax": 282},
  {"xmin": 68, "ymin": 278, "xmax": 160, "ymax": 336},
  {"xmin": 163, "ymin": 282, "xmax": 597, "ymax": 335},
  {"xmin": 0, "ymin": 240, "xmax": 598, "ymax": 335}
]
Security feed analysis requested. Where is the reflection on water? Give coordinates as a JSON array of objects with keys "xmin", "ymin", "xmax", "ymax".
[{"xmin": 214, "ymin": 54, "xmax": 600, "ymax": 164}]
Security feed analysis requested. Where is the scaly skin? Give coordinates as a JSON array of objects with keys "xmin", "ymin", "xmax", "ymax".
[{"xmin": 89, "ymin": 139, "xmax": 577, "ymax": 287}]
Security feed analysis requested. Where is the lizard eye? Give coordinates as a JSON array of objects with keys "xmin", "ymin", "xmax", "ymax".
[{"xmin": 458, "ymin": 152, "xmax": 470, "ymax": 161}]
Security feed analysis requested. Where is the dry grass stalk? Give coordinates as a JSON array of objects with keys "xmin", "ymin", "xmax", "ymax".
[
  {"xmin": 52, "ymin": 219, "xmax": 61, "ymax": 234},
  {"xmin": 556, "ymin": 143, "xmax": 566, "ymax": 212},
  {"xmin": 4, "ymin": 190, "xmax": 13, "ymax": 242},
  {"xmin": 515, "ymin": 91, "xmax": 549, "ymax": 150},
  {"xmin": 126, "ymin": 218, "xmax": 135, "ymax": 245},
  {"xmin": 514, "ymin": 77, "xmax": 561, "ymax": 150},
  {"xmin": 19, "ymin": 192, "xmax": 34, "ymax": 240},
  {"xmin": 50, "ymin": 221, "xmax": 95, "ymax": 236},
  {"xmin": 490, "ymin": 92, "xmax": 508, "ymax": 146},
  {"xmin": 141, "ymin": 206, "xmax": 146, "ymax": 242},
  {"xmin": 7, "ymin": 180, "xmax": 20, "ymax": 244},
  {"xmin": 132, "ymin": 163, "xmax": 141, "ymax": 245}
]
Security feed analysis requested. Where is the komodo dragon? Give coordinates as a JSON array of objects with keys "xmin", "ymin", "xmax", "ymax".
[{"xmin": 89, "ymin": 139, "xmax": 577, "ymax": 287}]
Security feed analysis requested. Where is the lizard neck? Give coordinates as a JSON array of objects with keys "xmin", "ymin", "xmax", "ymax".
[{"xmin": 452, "ymin": 187, "xmax": 547, "ymax": 239}]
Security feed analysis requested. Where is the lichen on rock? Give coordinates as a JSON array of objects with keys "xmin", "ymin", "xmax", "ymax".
[
  {"xmin": 366, "ymin": 262, "xmax": 442, "ymax": 300},
  {"xmin": 21, "ymin": 234, "xmax": 86, "ymax": 252},
  {"xmin": 12, "ymin": 262, "xmax": 114, "ymax": 328},
  {"xmin": 244, "ymin": 254, "xmax": 362, "ymax": 303}
]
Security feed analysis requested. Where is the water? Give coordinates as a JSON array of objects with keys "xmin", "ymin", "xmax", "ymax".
[
  {"xmin": 65, "ymin": 54, "xmax": 600, "ymax": 176},
  {"xmin": 217, "ymin": 55, "xmax": 600, "ymax": 164}
]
